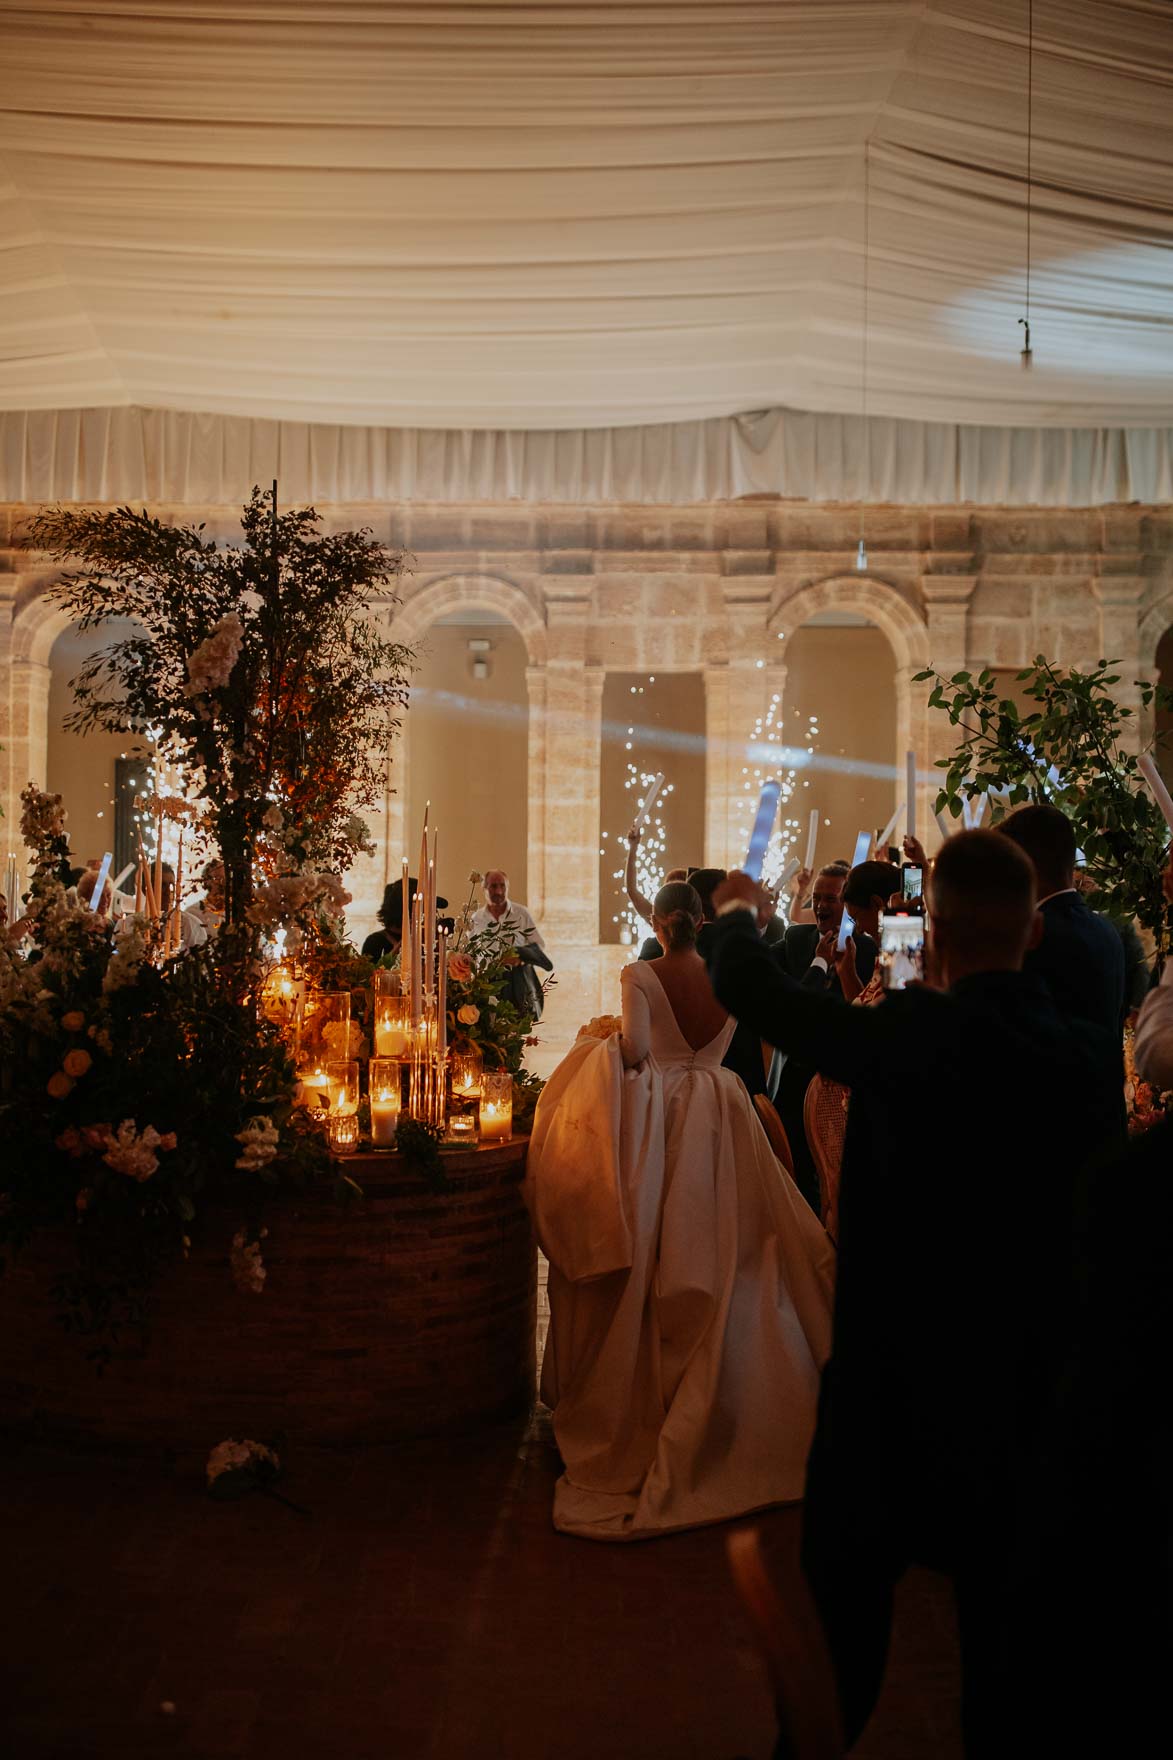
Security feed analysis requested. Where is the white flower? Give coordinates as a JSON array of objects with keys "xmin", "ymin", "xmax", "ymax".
[
  {"xmin": 103, "ymin": 923, "xmax": 149, "ymax": 993},
  {"xmin": 262, "ymin": 803, "xmax": 285, "ymax": 833},
  {"xmin": 206, "ymin": 1437, "xmax": 279, "ymax": 1484},
  {"xmin": 234, "ymin": 1115, "xmax": 280, "ymax": 1173},
  {"xmin": 229, "ymin": 1227, "xmax": 269, "ymax": 1294},
  {"xmin": 101, "ymin": 1119, "xmax": 175, "ymax": 1182},
  {"xmin": 185, "ymin": 612, "xmax": 244, "ymax": 697},
  {"xmin": 247, "ymin": 870, "xmax": 352, "ymax": 930}
]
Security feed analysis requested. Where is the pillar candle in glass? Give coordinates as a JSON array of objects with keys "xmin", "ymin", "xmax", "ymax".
[
  {"xmin": 298, "ymin": 990, "xmax": 351, "ymax": 1073},
  {"xmin": 478, "ymin": 1071, "xmax": 513, "ymax": 1143},
  {"xmin": 369, "ymin": 1058, "xmax": 402, "ymax": 1149},
  {"xmin": 448, "ymin": 1045, "xmax": 483, "ymax": 1108},
  {"xmin": 326, "ymin": 1112, "xmax": 360, "ymax": 1154},
  {"xmin": 325, "ymin": 1058, "xmax": 360, "ymax": 1119},
  {"xmin": 373, "ymin": 971, "xmax": 411, "ymax": 1057}
]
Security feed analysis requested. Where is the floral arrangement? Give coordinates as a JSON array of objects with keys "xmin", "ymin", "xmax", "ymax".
[
  {"xmin": 1124, "ymin": 1027, "xmax": 1169, "ymax": 1137},
  {"xmin": 577, "ymin": 1014, "xmax": 622, "ymax": 1041},
  {"xmin": 30, "ymin": 488, "xmax": 412, "ymax": 956}
]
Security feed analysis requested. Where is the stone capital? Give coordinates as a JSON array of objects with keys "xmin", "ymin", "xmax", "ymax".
[
  {"xmin": 1089, "ymin": 574, "xmax": 1147, "ymax": 608},
  {"xmin": 920, "ymin": 572, "xmax": 979, "ymax": 607}
]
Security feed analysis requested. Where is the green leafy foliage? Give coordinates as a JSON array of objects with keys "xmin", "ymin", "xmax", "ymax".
[{"xmin": 918, "ymin": 656, "xmax": 1173, "ymax": 951}]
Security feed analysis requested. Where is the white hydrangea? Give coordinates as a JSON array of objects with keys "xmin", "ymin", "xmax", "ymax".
[
  {"xmin": 185, "ymin": 612, "xmax": 244, "ymax": 697},
  {"xmin": 101, "ymin": 1119, "xmax": 177, "ymax": 1183},
  {"xmin": 234, "ymin": 1115, "xmax": 280, "ymax": 1173}
]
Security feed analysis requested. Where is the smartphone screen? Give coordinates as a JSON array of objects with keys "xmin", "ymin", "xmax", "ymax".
[
  {"xmin": 836, "ymin": 909, "xmax": 855, "ymax": 954},
  {"xmin": 901, "ymin": 864, "xmax": 924, "ymax": 904},
  {"xmin": 879, "ymin": 913, "xmax": 925, "ymax": 990}
]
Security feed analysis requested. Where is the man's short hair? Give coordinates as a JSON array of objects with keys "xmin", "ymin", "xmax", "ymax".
[
  {"xmin": 685, "ymin": 867, "xmax": 727, "ymax": 922},
  {"xmin": 77, "ymin": 868, "xmax": 111, "ymax": 908},
  {"xmin": 843, "ymin": 860, "xmax": 900, "ymax": 910},
  {"xmin": 996, "ymin": 804, "xmax": 1077, "ymax": 891},
  {"xmin": 930, "ymin": 829, "xmax": 1037, "ymax": 954},
  {"xmin": 817, "ymin": 861, "xmax": 850, "ymax": 882}
]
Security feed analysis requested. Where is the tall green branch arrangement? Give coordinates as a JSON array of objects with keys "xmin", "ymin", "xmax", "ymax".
[
  {"xmin": 30, "ymin": 488, "xmax": 413, "ymax": 950},
  {"xmin": 919, "ymin": 656, "xmax": 1173, "ymax": 953}
]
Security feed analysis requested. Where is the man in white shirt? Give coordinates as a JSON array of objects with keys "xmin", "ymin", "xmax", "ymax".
[{"xmin": 471, "ymin": 870, "xmax": 547, "ymax": 956}]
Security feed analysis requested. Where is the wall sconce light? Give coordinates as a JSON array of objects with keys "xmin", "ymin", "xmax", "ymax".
[{"xmin": 468, "ymin": 637, "xmax": 492, "ymax": 681}]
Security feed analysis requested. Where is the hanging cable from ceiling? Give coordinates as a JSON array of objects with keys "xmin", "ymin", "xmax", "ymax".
[
  {"xmin": 856, "ymin": 144, "xmax": 871, "ymax": 571},
  {"xmin": 1018, "ymin": 0, "xmax": 1035, "ymax": 369}
]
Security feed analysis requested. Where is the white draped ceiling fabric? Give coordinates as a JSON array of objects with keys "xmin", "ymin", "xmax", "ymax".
[{"xmin": 1, "ymin": 1, "xmax": 1171, "ymax": 505}]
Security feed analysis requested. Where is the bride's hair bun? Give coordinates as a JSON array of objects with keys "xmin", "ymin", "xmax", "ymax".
[{"xmin": 653, "ymin": 881, "xmax": 703, "ymax": 951}]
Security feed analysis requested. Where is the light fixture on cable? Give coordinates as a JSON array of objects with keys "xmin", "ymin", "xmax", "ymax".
[{"xmin": 1019, "ymin": 0, "xmax": 1035, "ymax": 369}]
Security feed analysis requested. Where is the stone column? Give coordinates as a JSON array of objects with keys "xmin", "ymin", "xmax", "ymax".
[
  {"xmin": 540, "ymin": 583, "xmax": 599, "ymax": 950},
  {"xmin": 524, "ymin": 664, "xmax": 548, "ymax": 924},
  {"xmin": 920, "ymin": 574, "xmax": 978, "ymax": 842},
  {"xmin": 705, "ymin": 580, "xmax": 773, "ymax": 866},
  {"xmin": 1090, "ymin": 574, "xmax": 1147, "ymax": 756}
]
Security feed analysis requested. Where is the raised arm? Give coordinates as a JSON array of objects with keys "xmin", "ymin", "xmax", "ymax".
[
  {"xmin": 624, "ymin": 829, "xmax": 655, "ymax": 926},
  {"xmin": 706, "ymin": 908, "xmax": 895, "ymax": 1089},
  {"xmin": 619, "ymin": 963, "xmax": 652, "ymax": 1067}
]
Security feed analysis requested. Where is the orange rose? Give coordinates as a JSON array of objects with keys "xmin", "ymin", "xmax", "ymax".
[
  {"xmin": 62, "ymin": 1049, "xmax": 92, "ymax": 1079},
  {"xmin": 61, "ymin": 1010, "xmax": 85, "ymax": 1033},
  {"xmin": 447, "ymin": 951, "xmax": 473, "ymax": 983},
  {"xmin": 47, "ymin": 1071, "xmax": 74, "ymax": 1100},
  {"xmin": 456, "ymin": 1004, "xmax": 479, "ymax": 1026}
]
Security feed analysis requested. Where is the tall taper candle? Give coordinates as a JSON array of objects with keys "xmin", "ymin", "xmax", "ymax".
[
  {"xmin": 153, "ymin": 814, "xmax": 164, "ymax": 929},
  {"xmin": 134, "ymin": 860, "xmax": 144, "ymax": 916},
  {"xmin": 437, "ymin": 928, "xmax": 448, "ymax": 1060},
  {"xmin": 426, "ymin": 857, "xmax": 436, "ymax": 999},
  {"xmin": 804, "ymin": 807, "xmax": 819, "ymax": 872},
  {"xmin": 400, "ymin": 856, "xmax": 410, "ymax": 974},
  {"xmin": 906, "ymin": 751, "xmax": 918, "ymax": 842},
  {"xmin": 409, "ymin": 893, "xmax": 422, "ymax": 1025}
]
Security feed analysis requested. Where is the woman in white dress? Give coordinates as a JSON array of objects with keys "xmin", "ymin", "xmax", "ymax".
[{"xmin": 525, "ymin": 883, "xmax": 835, "ymax": 1541}]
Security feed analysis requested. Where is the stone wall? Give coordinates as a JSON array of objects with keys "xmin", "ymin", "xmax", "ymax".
[{"xmin": 3, "ymin": 497, "xmax": 1172, "ymax": 1021}]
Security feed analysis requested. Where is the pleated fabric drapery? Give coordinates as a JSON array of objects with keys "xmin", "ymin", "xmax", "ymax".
[{"xmin": 3, "ymin": 404, "xmax": 1171, "ymax": 508}]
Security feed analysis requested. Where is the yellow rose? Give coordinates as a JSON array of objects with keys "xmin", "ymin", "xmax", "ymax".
[
  {"xmin": 62, "ymin": 1049, "xmax": 92, "ymax": 1079},
  {"xmin": 47, "ymin": 1071, "xmax": 75, "ymax": 1100},
  {"xmin": 456, "ymin": 1004, "xmax": 479, "ymax": 1026},
  {"xmin": 61, "ymin": 1010, "xmax": 85, "ymax": 1033}
]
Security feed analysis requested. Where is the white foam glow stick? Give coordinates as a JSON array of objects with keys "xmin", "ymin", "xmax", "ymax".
[
  {"xmin": 876, "ymin": 802, "xmax": 904, "ymax": 854},
  {"xmin": 933, "ymin": 809, "xmax": 952, "ymax": 843},
  {"xmin": 745, "ymin": 780, "xmax": 783, "ymax": 882},
  {"xmin": 776, "ymin": 856, "xmax": 800, "ymax": 888},
  {"xmin": 906, "ymin": 752, "xmax": 918, "ymax": 841},
  {"xmin": 88, "ymin": 852, "xmax": 113, "ymax": 912},
  {"xmin": 112, "ymin": 862, "xmax": 136, "ymax": 893},
  {"xmin": 962, "ymin": 793, "xmax": 988, "ymax": 830},
  {"xmin": 851, "ymin": 830, "xmax": 872, "ymax": 870},
  {"xmin": 1138, "ymin": 752, "xmax": 1173, "ymax": 834},
  {"xmin": 803, "ymin": 807, "xmax": 819, "ymax": 871},
  {"xmin": 837, "ymin": 909, "xmax": 855, "ymax": 954},
  {"xmin": 631, "ymin": 772, "xmax": 665, "ymax": 832}
]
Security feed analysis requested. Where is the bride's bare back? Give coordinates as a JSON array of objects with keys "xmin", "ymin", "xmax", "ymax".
[{"xmin": 647, "ymin": 949, "xmax": 729, "ymax": 1052}]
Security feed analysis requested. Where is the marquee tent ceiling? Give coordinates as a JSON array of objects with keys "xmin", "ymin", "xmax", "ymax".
[{"xmin": 1, "ymin": 0, "xmax": 1172, "ymax": 433}]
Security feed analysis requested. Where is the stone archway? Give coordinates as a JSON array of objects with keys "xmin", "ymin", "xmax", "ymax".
[
  {"xmin": 359, "ymin": 573, "xmax": 549, "ymax": 937},
  {"xmin": 768, "ymin": 575, "xmax": 933, "ymax": 845},
  {"xmin": 2, "ymin": 581, "xmax": 76, "ymax": 837}
]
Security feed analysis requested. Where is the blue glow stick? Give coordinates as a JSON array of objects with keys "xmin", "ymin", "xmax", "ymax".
[
  {"xmin": 88, "ymin": 852, "xmax": 113, "ymax": 912},
  {"xmin": 743, "ymin": 780, "xmax": 782, "ymax": 882},
  {"xmin": 836, "ymin": 909, "xmax": 855, "ymax": 954}
]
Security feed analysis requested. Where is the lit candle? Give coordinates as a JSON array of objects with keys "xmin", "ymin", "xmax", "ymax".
[
  {"xmin": 326, "ymin": 1112, "xmax": 360, "ymax": 1154},
  {"xmin": 409, "ymin": 893, "xmax": 422, "ymax": 1026},
  {"xmin": 426, "ymin": 856, "xmax": 436, "ymax": 999},
  {"xmin": 134, "ymin": 860, "xmax": 144, "ymax": 916},
  {"xmin": 448, "ymin": 1112, "xmax": 477, "ymax": 1139},
  {"xmin": 478, "ymin": 1072, "xmax": 512, "ymax": 1143},
  {"xmin": 375, "ymin": 1012, "xmax": 410, "ymax": 1057},
  {"xmin": 400, "ymin": 855, "xmax": 410, "ymax": 965},
  {"xmin": 153, "ymin": 812, "xmax": 164, "ymax": 930},
  {"xmin": 370, "ymin": 1087, "xmax": 400, "ymax": 1149}
]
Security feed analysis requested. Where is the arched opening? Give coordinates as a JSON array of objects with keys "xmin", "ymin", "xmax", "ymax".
[
  {"xmin": 781, "ymin": 611, "xmax": 899, "ymax": 860},
  {"xmin": 405, "ymin": 607, "xmax": 530, "ymax": 915},
  {"xmin": 46, "ymin": 618, "xmax": 149, "ymax": 876}
]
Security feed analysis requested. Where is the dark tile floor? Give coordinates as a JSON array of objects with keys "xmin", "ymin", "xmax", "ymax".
[{"xmin": 0, "ymin": 1410, "xmax": 961, "ymax": 1760}]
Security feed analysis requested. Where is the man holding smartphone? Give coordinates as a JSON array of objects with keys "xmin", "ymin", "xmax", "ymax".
[{"xmin": 707, "ymin": 832, "xmax": 1122, "ymax": 1757}]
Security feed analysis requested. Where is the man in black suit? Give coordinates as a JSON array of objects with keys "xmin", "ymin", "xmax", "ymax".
[
  {"xmin": 996, "ymin": 804, "xmax": 1126, "ymax": 1035},
  {"xmin": 770, "ymin": 861, "xmax": 876, "ymax": 1212},
  {"xmin": 707, "ymin": 833, "xmax": 1121, "ymax": 1757}
]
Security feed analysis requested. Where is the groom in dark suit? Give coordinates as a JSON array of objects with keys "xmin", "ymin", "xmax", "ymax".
[
  {"xmin": 706, "ymin": 833, "xmax": 1121, "ymax": 1757},
  {"xmin": 771, "ymin": 861, "xmax": 876, "ymax": 1212}
]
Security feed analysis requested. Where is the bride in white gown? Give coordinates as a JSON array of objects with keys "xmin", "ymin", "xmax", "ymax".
[{"xmin": 525, "ymin": 883, "xmax": 835, "ymax": 1541}]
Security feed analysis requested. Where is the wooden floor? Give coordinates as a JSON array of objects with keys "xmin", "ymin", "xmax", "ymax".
[{"xmin": 0, "ymin": 1409, "xmax": 961, "ymax": 1760}]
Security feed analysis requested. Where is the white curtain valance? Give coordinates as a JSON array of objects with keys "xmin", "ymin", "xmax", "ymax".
[{"xmin": 3, "ymin": 405, "xmax": 1172, "ymax": 510}]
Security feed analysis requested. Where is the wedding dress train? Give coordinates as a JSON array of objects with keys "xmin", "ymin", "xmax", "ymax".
[{"xmin": 525, "ymin": 961, "xmax": 835, "ymax": 1541}]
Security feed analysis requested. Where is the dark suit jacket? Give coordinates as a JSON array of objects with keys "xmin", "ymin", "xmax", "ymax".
[
  {"xmin": 1026, "ymin": 891, "xmax": 1126, "ymax": 1035},
  {"xmin": 706, "ymin": 908, "xmax": 1122, "ymax": 1570},
  {"xmin": 638, "ymin": 922, "xmax": 767, "ymax": 1097},
  {"xmin": 770, "ymin": 923, "xmax": 877, "ymax": 1211}
]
